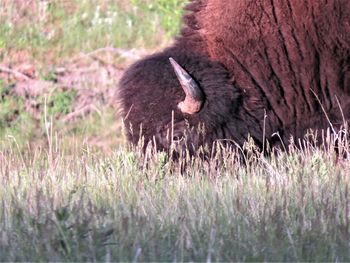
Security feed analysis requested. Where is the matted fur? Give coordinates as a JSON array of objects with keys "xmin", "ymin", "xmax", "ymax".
[{"xmin": 119, "ymin": 0, "xmax": 350, "ymax": 152}]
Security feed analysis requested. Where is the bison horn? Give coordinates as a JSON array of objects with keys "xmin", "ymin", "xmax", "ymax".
[{"xmin": 169, "ymin": 57, "xmax": 204, "ymax": 114}]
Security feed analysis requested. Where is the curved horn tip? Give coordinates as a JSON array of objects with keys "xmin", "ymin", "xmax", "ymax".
[{"xmin": 169, "ymin": 57, "xmax": 205, "ymax": 115}]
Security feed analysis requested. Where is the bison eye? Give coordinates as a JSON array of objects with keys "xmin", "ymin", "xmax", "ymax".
[
  {"xmin": 172, "ymin": 135, "xmax": 183, "ymax": 142},
  {"xmin": 171, "ymin": 130, "xmax": 184, "ymax": 143},
  {"xmin": 169, "ymin": 57, "xmax": 205, "ymax": 115}
]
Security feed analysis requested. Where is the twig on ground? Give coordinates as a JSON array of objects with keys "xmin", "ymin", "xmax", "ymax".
[
  {"xmin": 84, "ymin": 47, "xmax": 142, "ymax": 60},
  {"xmin": 80, "ymin": 53, "xmax": 110, "ymax": 66},
  {"xmin": 71, "ymin": 46, "xmax": 142, "ymax": 65},
  {"xmin": 0, "ymin": 65, "xmax": 31, "ymax": 81},
  {"xmin": 62, "ymin": 105, "xmax": 93, "ymax": 123}
]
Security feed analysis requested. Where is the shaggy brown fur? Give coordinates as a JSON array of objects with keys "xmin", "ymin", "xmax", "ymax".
[{"xmin": 119, "ymin": 0, "xmax": 350, "ymax": 153}]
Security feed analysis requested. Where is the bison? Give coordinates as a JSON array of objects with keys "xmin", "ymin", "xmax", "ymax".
[{"xmin": 119, "ymin": 0, "xmax": 350, "ymax": 154}]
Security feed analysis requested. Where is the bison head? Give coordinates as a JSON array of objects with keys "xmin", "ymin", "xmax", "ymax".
[{"xmin": 118, "ymin": 50, "xmax": 245, "ymax": 154}]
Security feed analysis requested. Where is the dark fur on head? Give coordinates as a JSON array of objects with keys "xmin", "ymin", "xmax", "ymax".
[{"xmin": 119, "ymin": 0, "xmax": 350, "ymax": 153}]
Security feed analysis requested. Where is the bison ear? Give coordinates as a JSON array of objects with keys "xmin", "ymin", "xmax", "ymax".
[{"xmin": 169, "ymin": 57, "xmax": 204, "ymax": 115}]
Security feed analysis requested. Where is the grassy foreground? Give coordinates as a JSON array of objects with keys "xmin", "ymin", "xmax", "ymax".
[{"xmin": 1, "ymin": 132, "xmax": 350, "ymax": 261}]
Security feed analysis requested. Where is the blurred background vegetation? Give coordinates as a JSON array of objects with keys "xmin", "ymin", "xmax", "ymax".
[
  {"xmin": 0, "ymin": 0, "xmax": 188, "ymax": 151},
  {"xmin": 0, "ymin": 0, "xmax": 187, "ymax": 64}
]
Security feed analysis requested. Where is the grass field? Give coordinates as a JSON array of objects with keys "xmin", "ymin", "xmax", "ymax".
[
  {"xmin": 1, "ymin": 0, "xmax": 350, "ymax": 261},
  {"xmin": 1, "ymin": 134, "xmax": 350, "ymax": 261}
]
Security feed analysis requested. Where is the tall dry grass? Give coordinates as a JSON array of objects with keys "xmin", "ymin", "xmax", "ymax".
[{"xmin": 0, "ymin": 128, "xmax": 350, "ymax": 261}]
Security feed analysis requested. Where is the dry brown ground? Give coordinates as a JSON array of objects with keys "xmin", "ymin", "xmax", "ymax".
[
  {"xmin": 0, "ymin": 47, "xmax": 152, "ymax": 152},
  {"xmin": 0, "ymin": 48, "xmax": 149, "ymax": 122}
]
